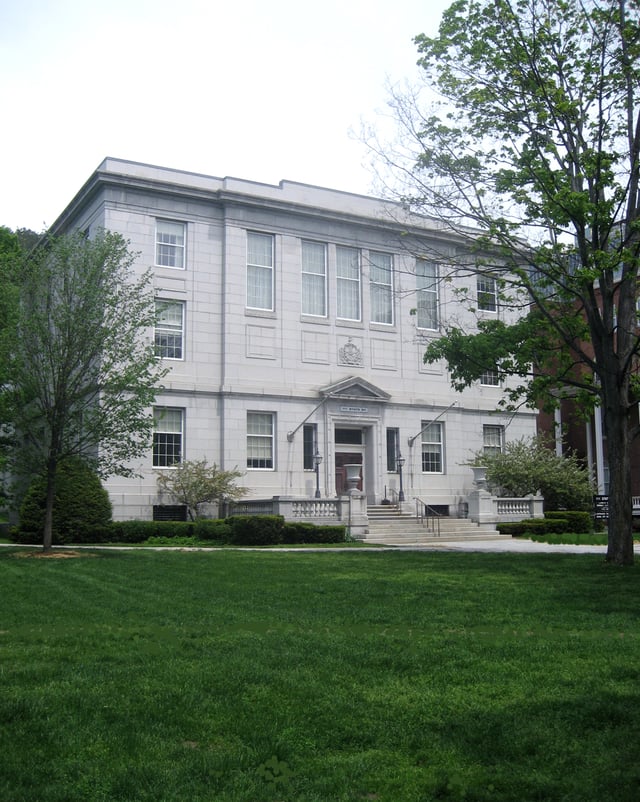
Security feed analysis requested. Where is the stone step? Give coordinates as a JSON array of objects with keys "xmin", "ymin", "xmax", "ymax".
[
  {"xmin": 363, "ymin": 534, "xmax": 509, "ymax": 544},
  {"xmin": 363, "ymin": 506, "xmax": 503, "ymax": 544}
]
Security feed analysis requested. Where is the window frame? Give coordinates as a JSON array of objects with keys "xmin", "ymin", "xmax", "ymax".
[
  {"xmin": 336, "ymin": 245, "xmax": 362, "ymax": 322},
  {"xmin": 247, "ymin": 411, "xmax": 275, "ymax": 470},
  {"xmin": 386, "ymin": 428, "xmax": 400, "ymax": 472},
  {"xmin": 246, "ymin": 231, "xmax": 275, "ymax": 312},
  {"xmin": 154, "ymin": 299, "xmax": 185, "ymax": 360},
  {"xmin": 480, "ymin": 368, "xmax": 500, "ymax": 386},
  {"xmin": 301, "ymin": 240, "xmax": 327, "ymax": 317},
  {"xmin": 369, "ymin": 251, "xmax": 394, "ymax": 325},
  {"xmin": 421, "ymin": 421, "xmax": 444, "ymax": 474},
  {"xmin": 477, "ymin": 274, "xmax": 498, "ymax": 312},
  {"xmin": 153, "ymin": 407, "xmax": 184, "ymax": 468},
  {"xmin": 416, "ymin": 260, "xmax": 439, "ymax": 331},
  {"xmin": 483, "ymin": 424, "xmax": 504, "ymax": 458},
  {"xmin": 155, "ymin": 220, "xmax": 186, "ymax": 269},
  {"xmin": 303, "ymin": 423, "xmax": 318, "ymax": 470}
]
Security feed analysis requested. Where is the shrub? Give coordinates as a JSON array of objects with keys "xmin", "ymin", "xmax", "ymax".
[
  {"xmin": 194, "ymin": 518, "xmax": 232, "ymax": 542},
  {"xmin": 228, "ymin": 515, "xmax": 285, "ymax": 546},
  {"xmin": 497, "ymin": 518, "xmax": 568, "ymax": 537},
  {"xmin": 544, "ymin": 510, "xmax": 593, "ymax": 534},
  {"xmin": 281, "ymin": 522, "xmax": 347, "ymax": 544},
  {"xmin": 15, "ymin": 458, "xmax": 112, "ymax": 544},
  {"xmin": 108, "ymin": 520, "xmax": 198, "ymax": 543},
  {"xmin": 470, "ymin": 435, "xmax": 594, "ymax": 511},
  {"xmin": 305, "ymin": 524, "xmax": 347, "ymax": 543}
]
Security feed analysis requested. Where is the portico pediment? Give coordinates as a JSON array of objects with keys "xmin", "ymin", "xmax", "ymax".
[{"xmin": 319, "ymin": 376, "xmax": 391, "ymax": 402}]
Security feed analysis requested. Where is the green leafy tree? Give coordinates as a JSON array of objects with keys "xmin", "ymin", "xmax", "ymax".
[
  {"xmin": 0, "ymin": 227, "xmax": 24, "ymax": 505},
  {"xmin": 16, "ymin": 457, "xmax": 112, "ymax": 544},
  {"xmin": 470, "ymin": 436, "xmax": 594, "ymax": 511},
  {"xmin": 7, "ymin": 230, "xmax": 168, "ymax": 551},
  {"xmin": 370, "ymin": 0, "xmax": 640, "ymax": 564},
  {"xmin": 156, "ymin": 459, "xmax": 247, "ymax": 520}
]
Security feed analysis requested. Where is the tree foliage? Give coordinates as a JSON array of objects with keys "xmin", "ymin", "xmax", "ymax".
[
  {"xmin": 6, "ymin": 229, "xmax": 167, "ymax": 550},
  {"xmin": 470, "ymin": 436, "xmax": 594, "ymax": 511},
  {"xmin": 16, "ymin": 457, "xmax": 112, "ymax": 545},
  {"xmin": 0, "ymin": 226, "xmax": 35, "ymax": 505},
  {"xmin": 156, "ymin": 459, "xmax": 247, "ymax": 521},
  {"xmin": 370, "ymin": 0, "xmax": 640, "ymax": 564}
]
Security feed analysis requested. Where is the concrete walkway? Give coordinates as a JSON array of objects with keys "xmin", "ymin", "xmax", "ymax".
[{"xmin": 2, "ymin": 539, "xmax": 635, "ymax": 554}]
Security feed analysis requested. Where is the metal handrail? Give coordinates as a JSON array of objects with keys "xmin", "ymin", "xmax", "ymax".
[
  {"xmin": 388, "ymin": 487, "xmax": 400, "ymax": 507},
  {"xmin": 413, "ymin": 496, "xmax": 441, "ymax": 536}
]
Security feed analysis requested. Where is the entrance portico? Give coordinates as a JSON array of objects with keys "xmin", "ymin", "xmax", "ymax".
[{"xmin": 319, "ymin": 376, "xmax": 391, "ymax": 503}]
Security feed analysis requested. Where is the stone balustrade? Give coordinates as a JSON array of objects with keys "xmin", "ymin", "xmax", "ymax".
[{"xmin": 228, "ymin": 493, "xmax": 368, "ymax": 537}]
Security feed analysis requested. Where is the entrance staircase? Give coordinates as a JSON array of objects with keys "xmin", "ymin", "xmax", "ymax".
[{"xmin": 363, "ymin": 504, "xmax": 509, "ymax": 546}]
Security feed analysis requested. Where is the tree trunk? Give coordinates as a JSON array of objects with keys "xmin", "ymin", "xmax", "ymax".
[
  {"xmin": 603, "ymin": 394, "xmax": 634, "ymax": 566},
  {"xmin": 43, "ymin": 456, "xmax": 57, "ymax": 553}
]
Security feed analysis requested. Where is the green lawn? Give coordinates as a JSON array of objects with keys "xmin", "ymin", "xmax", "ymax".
[{"xmin": 2, "ymin": 548, "xmax": 640, "ymax": 801}]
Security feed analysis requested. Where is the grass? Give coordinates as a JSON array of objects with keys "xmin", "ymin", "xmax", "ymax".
[{"xmin": 2, "ymin": 548, "xmax": 640, "ymax": 801}]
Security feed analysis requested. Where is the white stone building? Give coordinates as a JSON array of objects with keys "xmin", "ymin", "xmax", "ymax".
[{"xmin": 50, "ymin": 158, "xmax": 537, "ymax": 521}]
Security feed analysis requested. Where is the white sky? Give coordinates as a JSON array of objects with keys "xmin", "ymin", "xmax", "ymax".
[{"xmin": 1, "ymin": 0, "xmax": 449, "ymax": 232}]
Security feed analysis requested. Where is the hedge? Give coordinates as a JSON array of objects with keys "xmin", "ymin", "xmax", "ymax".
[
  {"xmin": 12, "ymin": 513, "xmax": 346, "ymax": 546},
  {"xmin": 281, "ymin": 521, "xmax": 347, "ymax": 544},
  {"xmin": 544, "ymin": 510, "xmax": 593, "ymax": 533},
  {"xmin": 497, "ymin": 513, "xmax": 594, "ymax": 537},
  {"xmin": 497, "ymin": 518, "xmax": 569, "ymax": 537}
]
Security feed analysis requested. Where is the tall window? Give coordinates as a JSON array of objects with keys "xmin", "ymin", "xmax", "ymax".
[
  {"xmin": 416, "ymin": 261, "xmax": 439, "ymax": 330},
  {"xmin": 301, "ymin": 241, "xmax": 327, "ymax": 317},
  {"xmin": 386, "ymin": 428, "xmax": 400, "ymax": 472},
  {"xmin": 247, "ymin": 232, "xmax": 274, "ymax": 311},
  {"xmin": 480, "ymin": 368, "xmax": 500, "ymax": 386},
  {"xmin": 477, "ymin": 274, "xmax": 498, "ymax": 312},
  {"xmin": 156, "ymin": 220, "xmax": 185, "ymax": 268},
  {"xmin": 421, "ymin": 422, "xmax": 443, "ymax": 473},
  {"xmin": 155, "ymin": 300, "xmax": 184, "ymax": 359},
  {"xmin": 303, "ymin": 423, "xmax": 317, "ymax": 470},
  {"xmin": 483, "ymin": 425, "xmax": 504, "ymax": 457},
  {"xmin": 370, "ymin": 251, "xmax": 393, "ymax": 325},
  {"xmin": 247, "ymin": 412, "xmax": 274, "ymax": 469},
  {"xmin": 336, "ymin": 246, "xmax": 361, "ymax": 321},
  {"xmin": 153, "ymin": 407, "xmax": 183, "ymax": 467}
]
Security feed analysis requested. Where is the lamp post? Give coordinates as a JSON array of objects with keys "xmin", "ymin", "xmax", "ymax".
[
  {"xmin": 397, "ymin": 453, "xmax": 405, "ymax": 502},
  {"xmin": 314, "ymin": 450, "xmax": 323, "ymax": 498}
]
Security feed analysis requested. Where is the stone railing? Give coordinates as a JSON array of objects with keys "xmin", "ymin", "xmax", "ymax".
[
  {"xmin": 228, "ymin": 494, "xmax": 368, "ymax": 537},
  {"xmin": 467, "ymin": 490, "xmax": 544, "ymax": 526}
]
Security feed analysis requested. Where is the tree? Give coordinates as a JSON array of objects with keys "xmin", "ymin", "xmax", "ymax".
[
  {"xmin": 369, "ymin": 0, "xmax": 640, "ymax": 565},
  {"xmin": 7, "ymin": 230, "xmax": 168, "ymax": 551},
  {"xmin": 16, "ymin": 457, "xmax": 112, "ymax": 545},
  {"xmin": 0, "ymin": 227, "xmax": 24, "ymax": 505},
  {"xmin": 156, "ymin": 459, "xmax": 247, "ymax": 521},
  {"xmin": 469, "ymin": 436, "xmax": 594, "ymax": 511}
]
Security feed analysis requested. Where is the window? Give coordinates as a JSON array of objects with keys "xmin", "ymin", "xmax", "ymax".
[
  {"xmin": 416, "ymin": 261, "xmax": 439, "ymax": 330},
  {"xmin": 153, "ymin": 407, "xmax": 183, "ymax": 467},
  {"xmin": 386, "ymin": 428, "xmax": 400, "ymax": 472},
  {"xmin": 336, "ymin": 246, "xmax": 361, "ymax": 321},
  {"xmin": 301, "ymin": 241, "xmax": 327, "ymax": 317},
  {"xmin": 421, "ymin": 422, "xmax": 443, "ymax": 473},
  {"xmin": 480, "ymin": 369, "xmax": 500, "ymax": 386},
  {"xmin": 303, "ymin": 424, "xmax": 317, "ymax": 470},
  {"xmin": 370, "ymin": 251, "xmax": 393, "ymax": 325},
  {"xmin": 483, "ymin": 425, "xmax": 504, "ymax": 457},
  {"xmin": 155, "ymin": 300, "xmax": 184, "ymax": 359},
  {"xmin": 247, "ymin": 412, "xmax": 274, "ymax": 469},
  {"xmin": 247, "ymin": 232, "xmax": 274, "ymax": 311},
  {"xmin": 335, "ymin": 428, "xmax": 363, "ymax": 445},
  {"xmin": 156, "ymin": 220, "xmax": 185, "ymax": 268},
  {"xmin": 477, "ymin": 274, "xmax": 498, "ymax": 312}
]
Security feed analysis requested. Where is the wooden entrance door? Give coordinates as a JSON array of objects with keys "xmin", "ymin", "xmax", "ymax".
[{"xmin": 335, "ymin": 452, "xmax": 362, "ymax": 496}]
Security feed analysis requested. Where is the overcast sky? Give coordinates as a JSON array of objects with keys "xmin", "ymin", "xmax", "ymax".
[{"xmin": 1, "ymin": 0, "xmax": 449, "ymax": 232}]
